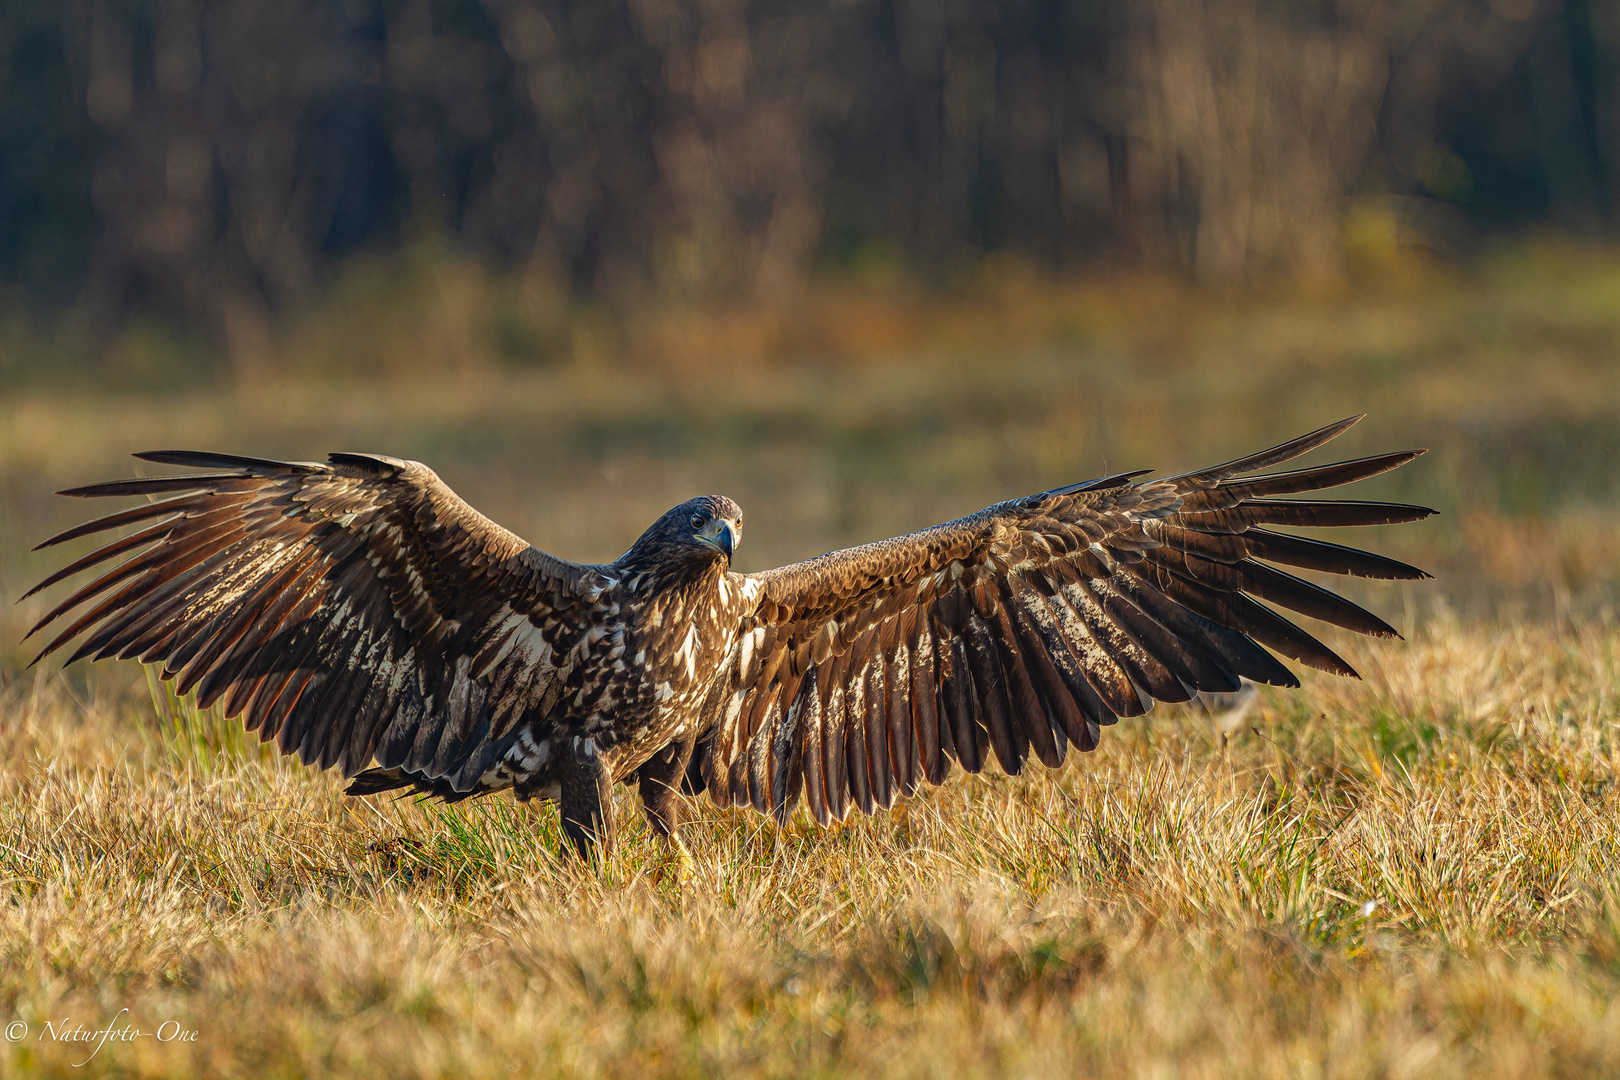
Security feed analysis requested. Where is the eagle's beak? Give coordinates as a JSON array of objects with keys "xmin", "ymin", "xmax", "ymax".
[{"xmin": 698, "ymin": 519, "xmax": 739, "ymax": 559}]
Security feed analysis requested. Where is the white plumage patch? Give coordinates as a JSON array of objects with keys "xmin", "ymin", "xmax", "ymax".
[
  {"xmin": 737, "ymin": 625, "xmax": 762, "ymax": 677},
  {"xmin": 675, "ymin": 625, "xmax": 699, "ymax": 678},
  {"xmin": 722, "ymin": 687, "xmax": 748, "ymax": 732}
]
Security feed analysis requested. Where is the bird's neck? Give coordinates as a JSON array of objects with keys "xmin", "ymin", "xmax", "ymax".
[{"xmin": 615, "ymin": 550, "xmax": 727, "ymax": 597}]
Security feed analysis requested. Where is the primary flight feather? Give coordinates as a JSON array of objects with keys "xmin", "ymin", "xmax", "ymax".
[{"xmin": 23, "ymin": 417, "xmax": 1434, "ymax": 860}]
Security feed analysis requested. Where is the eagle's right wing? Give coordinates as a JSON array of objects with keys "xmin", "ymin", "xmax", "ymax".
[
  {"xmin": 23, "ymin": 452, "xmax": 612, "ymax": 791},
  {"xmin": 697, "ymin": 418, "xmax": 1435, "ymax": 824}
]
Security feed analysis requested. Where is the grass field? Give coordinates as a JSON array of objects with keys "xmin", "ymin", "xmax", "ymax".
[{"xmin": 1, "ymin": 247, "xmax": 1619, "ymax": 1076}]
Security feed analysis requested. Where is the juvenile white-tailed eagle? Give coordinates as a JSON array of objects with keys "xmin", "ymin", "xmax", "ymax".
[{"xmin": 24, "ymin": 417, "xmax": 1433, "ymax": 860}]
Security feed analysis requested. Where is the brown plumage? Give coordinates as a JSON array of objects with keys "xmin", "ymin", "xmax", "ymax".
[{"xmin": 23, "ymin": 417, "xmax": 1435, "ymax": 861}]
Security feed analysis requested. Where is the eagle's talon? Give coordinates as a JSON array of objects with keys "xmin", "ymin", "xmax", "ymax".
[{"xmin": 658, "ymin": 835, "xmax": 697, "ymax": 884}]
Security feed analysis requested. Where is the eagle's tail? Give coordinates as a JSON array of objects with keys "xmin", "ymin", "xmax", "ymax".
[{"xmin": 346, "ymin": 767, "xmax": 485, "ymax": 803}]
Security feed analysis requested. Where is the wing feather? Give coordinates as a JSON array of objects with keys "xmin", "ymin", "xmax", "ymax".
[
  {"xmin": 886, "ymin": 635, "xmax": 915, "ymax": 796},
  {"xmin": 31, "ymin": 494, "xmax": 198, "ymax": 551},
  {"xmin": 822, "ymin": 649, "xmax": 851, "ymax": 821},
  {"xmin": 800, "ymin": 666, "xmax": 830, "ymax": 825},
  {"xmin": 990, "ymin": 590, "xmax": 1065, "ymax": 765},
  {"xmin": 909, "ymin": 623, "xmax": 947, "ymax": 784},
  {"xmin": 950, "ymin": 631, "xmax": 989, "ymax": 772}
]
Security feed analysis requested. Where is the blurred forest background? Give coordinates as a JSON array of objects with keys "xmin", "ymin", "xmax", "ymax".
[{"xmin": 0, "ymin": 0, "xmax": 1617, "ymax": 372}]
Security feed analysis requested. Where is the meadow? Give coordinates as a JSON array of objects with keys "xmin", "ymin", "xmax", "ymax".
[{"xmin": 1, "ymin": 246, "xmax": 1618, "ymax": 1076}]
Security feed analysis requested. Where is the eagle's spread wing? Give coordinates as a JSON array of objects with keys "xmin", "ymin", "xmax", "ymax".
[
  {"xmin": 698, "ymin": 417, "xmax": 1434, "ymax": 824},
  {"xmin": 23, "ymin": 452, "xmax": 612, "ymax": 790}
]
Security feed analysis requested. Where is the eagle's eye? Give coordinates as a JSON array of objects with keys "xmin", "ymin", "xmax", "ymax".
[{"xmin": 689, "ymin": 513, "xmax": 704, "ymax": 529}]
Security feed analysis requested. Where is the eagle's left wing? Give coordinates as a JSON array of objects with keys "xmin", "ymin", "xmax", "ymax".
[{"xmin": 695, "ymin": 417, "xmax": 1434, "ymax": 825}]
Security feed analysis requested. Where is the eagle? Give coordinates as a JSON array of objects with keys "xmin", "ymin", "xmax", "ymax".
[{"xmin": 23, "ymin": 416, "xmax": 1433, "ymax": 863}]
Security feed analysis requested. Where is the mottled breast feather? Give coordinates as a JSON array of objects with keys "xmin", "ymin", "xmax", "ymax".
[
  {"xmin": 23, "ymin": 451, "xmax": 613, "ymax": 791},
  {"xmin": 696, "ymin": 417, "xmax": 1435, "ymax": 826}
]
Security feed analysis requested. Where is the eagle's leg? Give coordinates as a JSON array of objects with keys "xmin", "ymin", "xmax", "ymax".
[
  {"xmin": 638, "ymin": 731, "xmax": 698, "ymax": 875},
  {"xmin": 559, "ymin": 738, "xmax": 615, "ymax": 862}
]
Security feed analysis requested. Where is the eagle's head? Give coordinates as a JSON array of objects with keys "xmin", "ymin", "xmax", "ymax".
[
  {"xmin": 683, "ymin": 495, "xmax": 743, "ymax": 561},
  {"xmin": 620, "ymin": 495, "xmax": 744, "ymax": 573}
]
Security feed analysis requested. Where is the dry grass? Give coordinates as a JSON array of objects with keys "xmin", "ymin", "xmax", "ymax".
[
  {"xmin": 4, "ymin": 617, "xmax": 1620, "ymax": 1077},
  {"xmin": 2, "ymin": 245, "xmax": 1619, "ymax": 1076}
]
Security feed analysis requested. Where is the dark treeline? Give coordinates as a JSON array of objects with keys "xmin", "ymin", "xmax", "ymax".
[{"xmin": 0, "ymin": 0, "xmax": 1616, "ymax": 351}]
